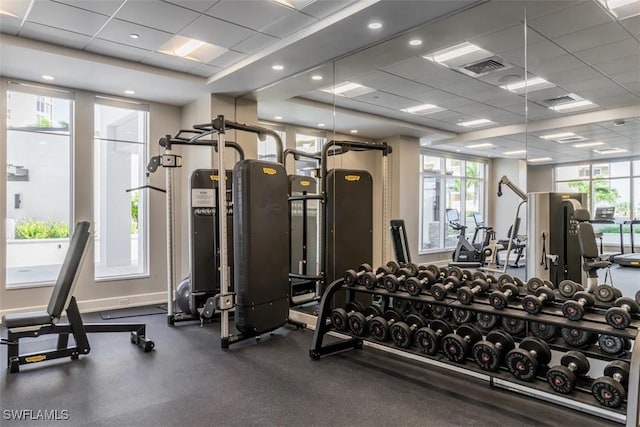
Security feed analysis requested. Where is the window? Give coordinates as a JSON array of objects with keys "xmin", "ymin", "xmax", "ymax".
[
  {"xmin": 419, "ymin": 153, "xmax": 487, "ymax": 252},
  {"xmin": 94, "ymin": 101, "xmax": 148, "ymax": 279},
  {"xmin": 294, "ymin": 133, "xmax": 325, "ymax": 176},
  {"xmin": 5, "ymin": 89, "xmax": 73, "ymax": 286}
]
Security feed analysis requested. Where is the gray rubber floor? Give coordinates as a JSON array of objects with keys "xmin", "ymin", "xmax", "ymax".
[{"xmin": 0, "ymin": 312, "xmax": 620, "ymax": 427}]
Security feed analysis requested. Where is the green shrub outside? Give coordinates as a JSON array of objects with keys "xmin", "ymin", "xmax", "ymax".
[{"xmin": 14, "ymin": 219, "xmax": 69, "ymax": 239}]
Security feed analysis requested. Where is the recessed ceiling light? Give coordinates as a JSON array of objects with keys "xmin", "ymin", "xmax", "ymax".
[
  {"xmin": 458, "ymin": 119, "xmax": 493, "ymax": 127},
  {"xmin": 129, "ymin": 33, "xmax": 140, "ymax": 39},
  {"xmin": 500, "ymin": 76, "xmax": 554, "ymax": 93},
  {"xmin": 317, "ymin": 123, "xmax": 326, "ymax": 127},
  {"xmin": 540, "ymin": 132, "xmax": 575, "ymax": 140},
  {"xmin": 368, "ymin": 22, "xmax": 382, "ymax": 30},
  {"xmin": 41, "ymin": 75, "xmax": 54, "ymax": 81},
  {"xmin": 321, "ymin": 81, "xmax": 375, "ymax": 98},
  {"xmin": 311, "ymin": 75, "xmax": 323, "ymax": 81},
  {"xmin": 174, "ymin": 39, "xmax": 205, "ymax": 57},
  {"xmin": 594, "ymin": 148, "xmax": 628, "ymax": 154},
  {"xmin": 350, "ymin": 129, "xmax": 358, "ymax": 134},
  {"xmin": 401, "ymin": 103, "xmax": 443, "ymax": 114},
  {"xmin": 423, "ymin": 42, "xmax": 485, "ymax": 64},
  {"xmin": 599, "ymin": 0, "xmax": 640, "ymax": 19},
  {"xmin": 503, "ymin": 150, "xmax": 527, "ymax": 155},
  {"xmin": 550, "ymin": 99, "xmax": 595, "ymax": 111},
  {"xmin": 573, "ymin": 141, "xmax": 605, "ymax": 148},
  {"xmin": 124, "ymin": 90, "xmax": 135, "ymax": 95},
  {"xmin": 528, "ymin": 157, "xmax": 553, "ymax": 162},
  {"xmin": 456, "ymin": 149, "xmax": 461, "ymax": 152},
  {"xmin": 272, "ymin": 64, "xmax": 284, "ymax": 71},
  {"xmin": 409, "ymin": 39, "xmax": 423, "ymax": 46},
  {"xmin": 467, "ymin": 143, "xmax": 494, "ymax": 149},
  {"xmin": 274, "ymin": 116, "xmax": 283, "ymax": 120}
]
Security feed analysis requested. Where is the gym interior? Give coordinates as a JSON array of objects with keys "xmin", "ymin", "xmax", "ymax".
[{"xmin": 1, "ymin": 1, "xmax": 639, "ymax": 425}]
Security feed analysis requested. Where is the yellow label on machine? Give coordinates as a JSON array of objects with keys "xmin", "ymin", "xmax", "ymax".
[
  {"xmin": 210, "ymin": 175, "xmax": 228, "ymax": 181},
  {"xmin": 300, "ymin": 180, "xmax": 311, "ymax": 187},
  {"xmin": 25, "ymin": 355, "xmax": 46, "ymax": 363},
  {"xmin": 345, "ymin": 175, "xmax": 360, "ymax": 182},
  {"xmin": 631, "ymin": 261, "xmax": 639, "ymax": 265},
  {"xmin": 561, "ymin": 194, "xmax": 570, "ymax": 199},
  {"xmin": 263, "ymin": 167, "xmax": 277, "ymax": 175}
]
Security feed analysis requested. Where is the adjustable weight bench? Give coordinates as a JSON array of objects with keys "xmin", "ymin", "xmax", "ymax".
[{"xmin": 1, "ymin": 221, "xmax": 154, "ymax": 373}]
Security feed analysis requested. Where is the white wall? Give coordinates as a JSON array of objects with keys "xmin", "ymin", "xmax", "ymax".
[
  {"xmin": 489, "ymin": 158, "xmax": 528, "ymax": 239},
  {"xmin": 527, "ymin": 165, "xmax": 554, "ymax": 192}
]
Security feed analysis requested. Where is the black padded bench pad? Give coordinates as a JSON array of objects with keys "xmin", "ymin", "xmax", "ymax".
[{"xmin": 3, "ymin": 311, "xmax": 52, "ymax": 329}]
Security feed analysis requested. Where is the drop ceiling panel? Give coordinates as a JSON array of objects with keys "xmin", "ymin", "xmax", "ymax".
[
  {"xmin": 574, "ymin": 38, "xmax": 639, "ymax": 64},
  {"xmin": 528, "ymin": 54, "xmax": 586, "ymax": 75},
  {"xmin": 207, "ymin": 49, "xmax": 248, "ymax": 67},
  {"xmin": 561, "ymin": 77, "xmax": 627, "ymax": 96},
  {"xmin": 471, "ymin": 24, "xmax": 546, "ymax": 55},
  {"xmin": 357, "ymin": 71, "xmax": 435, "ymax": 100},
  {"xmin": 55, "ymin": 0, "xmax": 123, "ymax": 16},
  {"xmin": 179, "ymin": 14, "xmax": 255, "ymax": 48},
  {"xmin": 261, "ymin": 11, "xmax": 317, "ymax": 38},
  {"xmin": 554, "ymin": 21, "xmax": 631, "ymax": 53},
  {"xmin": 621, "ymin": 15, "xmax": 640, "ymax": 36},
  {"xmin": 85, "ymin": 39, "xmax": 151, "ymax": 62},
  {"xmin": 528, "ymin": 1, "xmax": 613, "ymax": 38},
  {"xmin": 597, "ymin": 93, "xmax": 639, "ymax": 108},
  {"xmin": 231, "ymin": 32, "xmax": 279, "ymax": 55},
  {"xmin": 97, "ymin": 19, "xmax": 174, "ymax": 51},
  {"xmin": 116, "ymin": 0, "xmax": 200, "ymax": 33},
  {"xmin": 0, "ymin": 20, "xmax": 20, "ymax": 35},
  {"xmin": 352, "ymin": 91, "xmax": 420, "ymax": 110},
  {"xmin": 141, "ymin": 51, "xmax": 199, "ymax": 72},
  {"xmin": 591, "ymin": 56, "xmax": 640, "ymax": 75},
  {"xmin": 20, "ymin": 22, "xmax": 92, "ymax": 49},
  {"xmin": 27, "ymin": 1, "xmax": 109, "ymax": 36},
  {"xmin": 546, "ymin": 66, "xmax": 603, "ymax": 85},
  {"xmin": 163, "ymin": 0, "xmax": 221, "ymax": 13},
  {"xmin": 504, "ymin": 41, "xmax": 567, "ymax": 68},
  {"xmin": 189, "ymin": 63, "xmax": 222, "ymax": 77},
  {"xmin": 301, "ymin": 0, "xmax": 356, "ymax": 19},
  {"xmin": 206, "ymin": 0, "xmax": 294, "ymax": 32}
]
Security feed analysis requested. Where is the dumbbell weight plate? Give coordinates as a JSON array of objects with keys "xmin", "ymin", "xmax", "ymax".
[
  {"xmin": 543, "ymin": 280, "xmax": 555, "ymax": 289},
  {"xmin": 497, "ymin": 274, "xmax": 514, "ymax": 287},
  {"xmin": 561, "ymin": 327, "xmax": 593, "ymax": 348},
  {"xmin": 529, "ymin": 321, "xmax": 558, "ymax": 342},
  {"xmin": 595, "ymin": 284, "xmax": 617, "ymax": 303},
  {"xmin": 563, "ymin": 292, "xmax": 595, "ymax": 321},
  {"xmin": 613, "ymin": 288, "xmax": 622, "ymax": 299},
  {"xmin": 425, "ymin": 264, "xmax": 440, "ymax": 279},
  {"xmin": 598, "ymin": 334, "xmax": 631, "ymax": 355},
  {"xmin": 547, "ymin": 365, "xmax": 577, "ymax": 394},
  {"xmin": 346, "ymin": 301, "xmax": 366, "ymax": 313},
  {"xmin": 472, "ymin": 271, "xmax": 486, "ymax": 281},
  {"xmin": 606, "ymin": 297, "xmax": 640, "ymax": 330},
  {"xmin": 430, "ymin": 304, "xmax": 450, "ymax": 320},
  {"xmin": 403, "ymin": 263, "xmax": 419, "ymax": 277},
  {"xmin": 415, "ymin": 319, "xmax": 453, "ymax": 355},
  {"xmin": 501, "ymin": 317, "xmax": 526, "ymax": 335},
  {"xmin": 592, "ymin": 377, "xmax": 626, "ymax": 408},
  {"xmin": 448, "ymin": 266, "xmax": 463, "ymax": 279},
  {"xmin": 485, "ymin": 275, "xmax": 498, "ymax": 286},
  {"xmin": 452, "ymin": 308, "xmax": 475, "ymax": 325},
  {"xmin": 368, "ymin": 317, "xmax": 388, "ymax": 341},
  {"xmin": 439, "ymin": 266, "xmax": 449, "ymax": 278},
  {"xmin": 348, "ymin": 312, "xmax": 368, "ymax": 336},
  {"xmin": 473, "ymin": 330, "xmax": 515, "ymax": 372},
  {"xmin": 363, "ymin": 305, "xmax": 383, "ymax": 318},
  {"xmin": 477, "ymin": 312, "xmax": 500, "ymax": 330},
  {"xmin": 393, "ymin": 299, "xmax": 412, "ymax": 316},
  {"xmin": 526, "ymin": 277, "xmax": 545, "ymax": 294},
  {"xmin": 489, "ymin": 291, "xmax": 509, "ymax": 310},
  {"xmin": 506, "ymin": 337, "xmax": 551, "ymax": 382},
  {"xmin": 513, "ymin": 277, "xmax": 525, "ymax": 288},
  {"xmin": 442, "ymin": 324, "xmax": 482, "ymax": 363},
  {"xmin": 390, "ymin": 314, "xmax": 425, "ymax": 348},
  {"xmin": 558, "ymin": 280, "xmax": 581, "ymax": 298},
  {"xmin": 405, "ymin": 277, "xmax": 423, "ymax": 296},
  {"xmin": 636, "ymin": 290, "xmax": 640, "ymax": 305},
  {"xmin": 330, "ymin": 308, "xmax": 348, "ymax": 331},
  {"xmin": 386, "ymin": 261, "xmax": 400, "ymax": 274},
  {"xmin": 462, "ymin": 269, "xmax": 473, "ymax": 281},
  {"xmin": 410, "ymin": 301, "xmax": 430, "ymax": 317}
]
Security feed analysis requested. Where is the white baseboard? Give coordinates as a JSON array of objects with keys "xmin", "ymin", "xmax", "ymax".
[{"xmin": 0, "ymin": 291, "xmax": 167, "ymax": 322}]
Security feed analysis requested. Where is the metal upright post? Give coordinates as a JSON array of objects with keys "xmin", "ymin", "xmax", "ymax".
[
  {"xmin": 165, "ymin": 147, "xmax": 175, "ymax": 321},
  {"xmin": 215, "ymin": 116, "xmax": 229, "ymax": 340},
  {"xmin": 382, "ymin": 146, "xmax": 389, "ymax": 264}
]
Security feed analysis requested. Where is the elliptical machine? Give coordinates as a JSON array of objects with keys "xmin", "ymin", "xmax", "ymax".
[{"xmin": 447, "ymin": 208, "xmax": 494, "ymax": 267}]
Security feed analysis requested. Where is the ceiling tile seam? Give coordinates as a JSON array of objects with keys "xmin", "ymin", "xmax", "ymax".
[
  {"xmin": 159, "ymin": 0, "xmax": 220, "ymax": 15},
  {"xmin": 17, "ymin": 0, "xmax": 35, "ymax": 34},
  {"xmin": 15, "ymin": 20, "xmax": 95, "ymax": 41},
  {"xmin": 80, "ymin": 0, "xmax": 129, "ymax": 50},
  {"xmin": 525, "ymin": 23, "xmax": 639, "ymax": 99},
  {"xmin": 591, "ymin": 0, "xmax": 640, "ymax": 44},
  {"xmin": 50, "ymin": 0, "xmax": 118, "ymax": 18}
]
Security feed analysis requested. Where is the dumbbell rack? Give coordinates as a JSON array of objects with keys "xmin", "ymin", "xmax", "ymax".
[{"xmin": 309, "ymin": 278, "xmax": 640, "ymax": 426}]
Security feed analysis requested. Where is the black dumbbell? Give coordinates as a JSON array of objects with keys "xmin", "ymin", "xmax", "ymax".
[
  {"xmin": 424, "ymin": 264, "xmax": 442, "ymax": 281},
  {"xmin": 361, "ymin": 262, "xmax": 400, "ymax": 289},
  {"xmin": 546, "ymin": 351, "xmax": 590, "ymax": 394},
  {"xmin": 441, "ymin": 323, "xmax": 483, "ymax": 363},
  {"xmin": 472, "ymin": 330, "xmax": 515, "ymax": 372},
  {"xmin": 476, "ymin": 312, "xmax": 500, "ymax": 330},
  {"xmin": 529, "ymin": 321, "xmax": 558, "ymax": 342},
  {"xmin": 405, "ymin": 270, "xmax": 438, "ymax": 296},
  {"xmin": 526, "ymin": 277, "xmax": 555, "ymax": 294},
  {"xmin": 591, "ymin": 361, "xmax": 630, "ymax": 408},
  {"xmin": 505, "ymin": 337, "xmax": 551, "ymax": 382},
  {"xmin": 390, "ymin": 313, "xmax": 427, "ymax": 348},
  {"xmin": 343, "ymin": 263, "xmax": 373, "ymax": 286},
  {"xmin": 522, "ymin": 287, "xmax": 555, "ymax": 315},
  {"xmin": 367, "ymin": 309, "xmax": 405, "ymax": 342},
  {"xmin": 330, "ymin": 301, "xmax": 365, "ymax": 331},
  {"xmin": 489, "ymin": 282, "xmax": 520, "ymax": 310},
  {"xmin": 502, "ymin": 316, "xmax": 527, "ymax": 336},
  {"xmin": 558, "ymin": 280, "xmax": 583, "ymax": 298},
  {"xmin": 431, "ymin": 275, "xmax": 462, "ymax": 301},
  {"xmin": 561, "ymin": 327, "xmax": 595, "ymax": 348},
  {"xmin": 415, "ymin": 319, "xmax": 453, "ymax": 355},
  {"xmin": 605, "ymin": 297, "xmax": 640, "ymax": 329},
  {"xmin": 595, "ymin": 284, "xmax": 620, "ymax": 304},
  {"xmin": 347, "ymin": 304, "xmax": 383, "ymax": 336},
  {"xmin": 452, "ymin": 308, "xmax": 476, "ymax": 325},
  {"xmin": 457, "ymin": 278, "xmax": 492, "ymax": 305},
  {"xmin": 400, "ymin": 262, "xmax": 420, "ymax": 277},
  {"xmin": 562, "ymin": 291, "xmax": 595, "ymax": 321},
  {"xmin": 430, "ymin": 304, "xmax": 450, "ymax": 320},
  {"xmin": 636, "ymin": 289, "xmax": 640, "ymax": 305},
  {"xmin": 598, "ymin": 334, "xmax": 632, "ymax": 355},
  {"xmin": 382, "ymin": 267, "xmax": 416, "ymax": 292}
]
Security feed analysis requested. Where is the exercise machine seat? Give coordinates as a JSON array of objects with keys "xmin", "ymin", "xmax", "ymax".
[
  {"xmin": 3, "ymin": 312, "xmax": 53, "ymax": 329},
  {"xmin": 577, "ymin": 222, "xmax": 612, "ymax": 271}
]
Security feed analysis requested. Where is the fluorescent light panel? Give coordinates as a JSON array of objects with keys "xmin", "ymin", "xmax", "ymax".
[
  {"xmin": 540, "ymin": 132, "xmax": 575, "ymax": 140},
  {"xmin": 321, "ymin": 81, "xmax": 376, "ymax": 98},
  {"xmin": 500, "ymin": 76, "xmax": 554, "ymax": 93},
  {"xmin": 550, "ymin": 99, "xmax": 595, "ymax": 111},
  {"xmin": 467, "ymin": 143, "xmax": 494, "ymax": 149},
  {"xmin": 529, "ymin": 157, "xmax": 553, "ymax": 162},
  {"xmin": 573, "ymin": 142, "xmax": 605, "ymax": 148},
  {"xmin": 593, "ymin": 148, "xmax": 628, "ymax": 154},
  {"xmin": 401, "ymin": 103, "xmax": 443, "ymax": 114},
  {"xmin": 272, "ymin": 0, "xmax": 316, "ymax": 10},
  {"xmin": 158, "ymin": 36, "xmax": 227, "ymax": 63},
  {"xmin": 600, "ymin": 0, "xmax": 640, "ymax": 19},
  {"xmin": 503, "ymin": 150, "xmax": 526, "ymax": 155},
  {"xmin": 459, "ymin": 119, "xmax": 493, "ymax": 127},
  {"xmin": 424, "ymin": 42, "xmax": 484, "ymax": 64}
]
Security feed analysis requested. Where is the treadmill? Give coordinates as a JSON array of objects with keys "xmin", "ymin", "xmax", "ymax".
[
  {"xmin": 589, "ymin": 207, "xmax": 622, "ymax": 262},
  {"xmin": 613, "ymin": 219, "xmax": 640, "ymax": 267}
]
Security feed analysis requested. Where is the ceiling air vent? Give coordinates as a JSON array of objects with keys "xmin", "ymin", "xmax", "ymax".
[
  {"xmin": 457, "ymin": 56, "xmax": 510, "ymax": 77},
  {"xmin": 556, "ymin": 135, "xmax": 588, "ymax": 143},
  {"xmin": 543, "ymin": 94, "xmax": 580, "ymax": 106}
]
